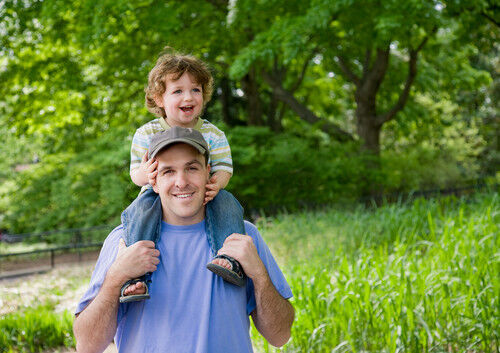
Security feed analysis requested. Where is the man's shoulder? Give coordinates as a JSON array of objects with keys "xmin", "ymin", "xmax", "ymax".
[
  {"xmin": 102, "ymin": 225, "xmax": 125, "ymax": 248},
  {"xmin": 243, "ymin": 220, "xmax": 259, "ymax": 235}
]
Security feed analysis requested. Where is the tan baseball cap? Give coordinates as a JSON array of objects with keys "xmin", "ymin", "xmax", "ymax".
[{"xmin": 148, "ymin": 126, "xmax": 209, "ymax": 161}]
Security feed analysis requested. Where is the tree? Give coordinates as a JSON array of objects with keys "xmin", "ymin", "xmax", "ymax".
[{"xmin": 229, "ymin": 0, "xmax": 494, "ymax": 156}]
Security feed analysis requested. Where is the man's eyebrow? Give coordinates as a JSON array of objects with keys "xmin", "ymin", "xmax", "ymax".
[
  {"xmin": 158, "ymin": 165, "xmax": 173, "ymax": 173},
  {"xmin": 186, "ymin": 160, "xmax": 203, "ymax": 167},
  {"xmin": 158, "ymin": 160, "xmax": 203, "ymax": 172}
]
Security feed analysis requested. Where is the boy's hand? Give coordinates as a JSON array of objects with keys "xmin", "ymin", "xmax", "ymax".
[
  {"xmin": 204, "ymin": 175, "xmax": 220, "ymax": 204},
  {"xmin": 138, "ymin": 151, "xmax": 158, "ymax": 187}
]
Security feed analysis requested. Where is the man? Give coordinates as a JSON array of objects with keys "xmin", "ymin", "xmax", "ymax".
[{"xmin": 73, "ymin": 127, "xmax": 294, "ymax": 353}]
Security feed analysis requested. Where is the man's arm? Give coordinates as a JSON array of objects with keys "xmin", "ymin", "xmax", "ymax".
[
  {"xmin": 217, "ymin": 234, "xmax": 294, "ymax": 347},
  {"xmin": 73, "ymin": 271, "xmax": 123, "ymax": 353},
  {"xmin": 250, "ymin": 272, "xmax": 294, "ymax": 347},
  {"xmin": 74, "ymin": 239, "xmax": 160, "ymax": 353}
]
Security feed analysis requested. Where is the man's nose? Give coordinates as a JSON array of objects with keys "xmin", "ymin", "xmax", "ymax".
[{"xmin": 174, "ymin": 172, "xmax": 189, "ymax": 188}]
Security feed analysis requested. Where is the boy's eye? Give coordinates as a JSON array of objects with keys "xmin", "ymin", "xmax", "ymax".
[
  {"xmin": 173, "ymin": 89, "xmax": 182, "ymax": 94},
  {"xmin": 192, "ymin": 88, "xmax": 201, "ymax": 92}
]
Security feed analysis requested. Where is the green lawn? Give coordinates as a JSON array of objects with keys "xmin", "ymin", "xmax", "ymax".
[{"xmin": 1, "ymin": 192, "xmax": 498, "ymax": 352}]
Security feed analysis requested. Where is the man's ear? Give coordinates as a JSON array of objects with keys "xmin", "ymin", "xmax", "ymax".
[
  {"xmin": 152, "ymin": 179, "xmax": 159, "ymax": 193},
  {"xmin": 206, "ymin": 164, "xmax": 211, "ymax": 180}
]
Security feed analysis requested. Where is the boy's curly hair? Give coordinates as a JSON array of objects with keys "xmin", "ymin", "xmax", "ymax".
[{"xmin": 145, "ymin": 48, "xmax": 214, "ymax": 117}]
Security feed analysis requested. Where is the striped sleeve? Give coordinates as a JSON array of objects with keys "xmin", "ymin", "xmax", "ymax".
[
  {"xmin": 130, "ymin": 119, "xmax": 164, "ymax": 173},
  {"xmin": 200, "ymin": 121, "xmax": 233, "ymax": 175}
]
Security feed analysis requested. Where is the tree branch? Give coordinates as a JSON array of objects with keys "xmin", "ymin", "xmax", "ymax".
[
  {"xmin": 262, "ymin": 71, "xmax": 354, "ymax": 142},
  {"xmin": 204, "ymin": 0, "xmax": 228, "ymax": 11},
  {"xmin": 290, "ymin": 49, "xmax": 317, "ymax": 93},
  {"xmin": 336, "ymin": 56, "xmax": 362, "ymax": 87},
  {"xmin": 376, "ymin": 30, "xmax": 435, "ymax": 126},
  {"xmin": 360, "ymin": 47, "xmax": 390, "ymax": 99},
  {"xmin": 481, "ymin": 11, "xmax": 500, "ymax": 28}
]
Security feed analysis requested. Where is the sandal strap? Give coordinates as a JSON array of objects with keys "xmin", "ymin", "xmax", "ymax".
[{"xmin": 213, "ymin": 254, "xmax": 244, "ymax": 278}]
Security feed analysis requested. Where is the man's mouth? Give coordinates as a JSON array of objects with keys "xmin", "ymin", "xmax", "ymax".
[
  {"xmin": 173, "ymin": 192, "xmax": 194, "ymax": 199},
  {"xmin": 180, "ymin": 106, "xmax": 194, "ymax": 113}
]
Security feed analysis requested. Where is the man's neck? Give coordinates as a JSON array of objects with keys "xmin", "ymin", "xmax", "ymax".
[{"xmin": 162, "ymin": 209, "xmax": 206, "ymax": 226}]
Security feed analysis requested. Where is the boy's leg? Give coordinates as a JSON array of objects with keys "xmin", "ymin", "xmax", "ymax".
[
  {"xmin": 205, "ymin": 190, "xmax": 247, "ymax": 287},
  {"xmin": 120, "ymin": 188, "xmax": 163, "ymax": 302},
  {"xmin": 121, "ymin": 188, "xmax": 163, "ymax": 245}
]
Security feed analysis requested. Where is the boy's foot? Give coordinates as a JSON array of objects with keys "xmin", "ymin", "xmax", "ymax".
[
  {"xmin": 210, "ymin": 257, "xmax": 232, "ymax": 270},
  {"xmin": 119, "ymin": 278, "xmax": 150, "ymax": 303},
  {"xmin": 206, "ymin": 254, "xmax": 247, "ymax": 287},
  {"xmin": 123, "ymin": 281, "xmax": 147, "ymax": 296}
]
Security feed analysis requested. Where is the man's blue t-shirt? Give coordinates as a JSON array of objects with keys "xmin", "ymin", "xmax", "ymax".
[{"xmin": 75, "ymin": 220, "xmax": 292, "ymax": 353}]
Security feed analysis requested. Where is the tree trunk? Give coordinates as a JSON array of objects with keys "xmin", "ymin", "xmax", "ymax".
[
  {"xmin": 355, "ymin": 90, "xmax": 381, "ymax": 155},
  {"xmin": 219, "ymin": 76, "xmax": 237, "ymax": 126},
  {"xmin": 241, "ymin": 67, "xmax": 263, "ymax": 126},
  {"xmin": 267, "ymin": 90, "xmax": 283, "ymax": 132}
]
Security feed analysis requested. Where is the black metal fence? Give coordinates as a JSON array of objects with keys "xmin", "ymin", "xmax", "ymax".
[
  {"xmin": 0, "ymin": 183, "xmax": 497, "ymax": 279},
  {"xmin": 0, "ymin": 225, "xmax": 114, "ymax": 279}
]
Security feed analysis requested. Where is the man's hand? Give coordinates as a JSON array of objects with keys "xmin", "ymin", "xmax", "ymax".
[
  {"xmin": 216, "ymin": 234, "xmax": 267, "ymax": 280},
  {"xmin": 131, "ymin": 152, "xmax": 158, "ymax": 187},
  {"xmin": 108, "ymin": 239, "xmax": 160, "ymax": 285},
  {"xmin": 204, "ymin": 175, "xmax": 220, "ymax": 205}
]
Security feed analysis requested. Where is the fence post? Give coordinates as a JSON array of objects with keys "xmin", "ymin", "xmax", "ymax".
[
  {"xmin": 51, "ymin": 249, "xmax": 55, "ymax": 268},
  {"xmin": 75, "ymin": 230, "xmax": 83, "ymax": 262}
]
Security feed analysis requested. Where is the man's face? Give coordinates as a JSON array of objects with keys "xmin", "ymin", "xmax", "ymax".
[{"xmin": 153, "ymin": 143, "xmax": 209, "ymax": 225}]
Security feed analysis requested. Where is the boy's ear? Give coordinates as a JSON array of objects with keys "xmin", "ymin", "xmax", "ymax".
[{"xmin": 153, "ymin": 94, "xmax": 164, "ymax": 108}]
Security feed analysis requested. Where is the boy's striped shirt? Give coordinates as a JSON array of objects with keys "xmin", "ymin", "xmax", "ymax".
[{"xmin": 130, "ymin": 117, "xmax": 233, "ymax": 175}]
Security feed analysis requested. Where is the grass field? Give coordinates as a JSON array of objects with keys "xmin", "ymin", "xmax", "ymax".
[
  {"xmin": 1, "ymin": 192, "xmax": 498, "ymax": 352},
  {"xmin": 251, "ymin": 192, "xmax": 499, "ymax": 352}
]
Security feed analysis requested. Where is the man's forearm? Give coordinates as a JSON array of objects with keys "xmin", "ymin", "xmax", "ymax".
[
  {"xmin": 251, "ymin": 272, "xmax": 294, "ymax": 347},
  {"xmin": 73, "ymin": 272, "xmax": 123, "ymax": 353}
]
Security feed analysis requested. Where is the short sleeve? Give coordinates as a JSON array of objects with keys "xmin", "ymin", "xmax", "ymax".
[
  {"xmin": 74, "ymin": 227, "xmax": 123, "ymax": 315},
  {"xmin": 130, "ymin": 129, "xmax": 150, "ymax": 173},
  {"xmin": 244, "ymin": 222, "xmax": 293, "ymax": 315}
]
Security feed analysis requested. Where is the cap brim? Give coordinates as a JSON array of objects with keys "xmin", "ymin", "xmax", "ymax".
[{"xmin": 149, "ymin": 138, "xmax": 207, "ymax": 159}]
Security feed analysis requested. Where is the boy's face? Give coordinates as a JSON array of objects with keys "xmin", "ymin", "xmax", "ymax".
[{"xmin": 155, "ymin": 72, "xmax": 204, "ymax": 128}]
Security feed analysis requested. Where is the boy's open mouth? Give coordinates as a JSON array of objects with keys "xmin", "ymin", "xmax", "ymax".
[{"xmin": 180, "ymin": 105, "xmax": 194, "ymax": 113}]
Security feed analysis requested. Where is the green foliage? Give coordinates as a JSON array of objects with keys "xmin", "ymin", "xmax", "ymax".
[
  {"xmin": 0, "ymin": 0, "xmax": 497, "ymax": 234},
  {"xmin": 1, "ymin": 128, "xmax": 135, "ymax": 233},
  {"xmin": 0, "ymin": 305, "xmax": 75, "ymax": 352},
  {"xmin": 251, "ymin": 192, "xmax": 499, "ymax": 352},
  {"xmin": 227, "ymin": 126, "xmax": 366, "ymax": 211}
]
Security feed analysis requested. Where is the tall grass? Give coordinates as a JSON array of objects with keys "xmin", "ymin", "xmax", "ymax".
[
  {"xmin": 0, "ymin": 304, "xmax": 74, "ymax": 352},
  {"xmin": 251, "ymin": 192, "xmax": 499, "ymax": 352}
]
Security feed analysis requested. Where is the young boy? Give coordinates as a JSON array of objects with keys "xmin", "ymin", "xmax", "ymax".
[{"xmin": 120, "ymin": 50, "xmax": 246, "ymax": 302}]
